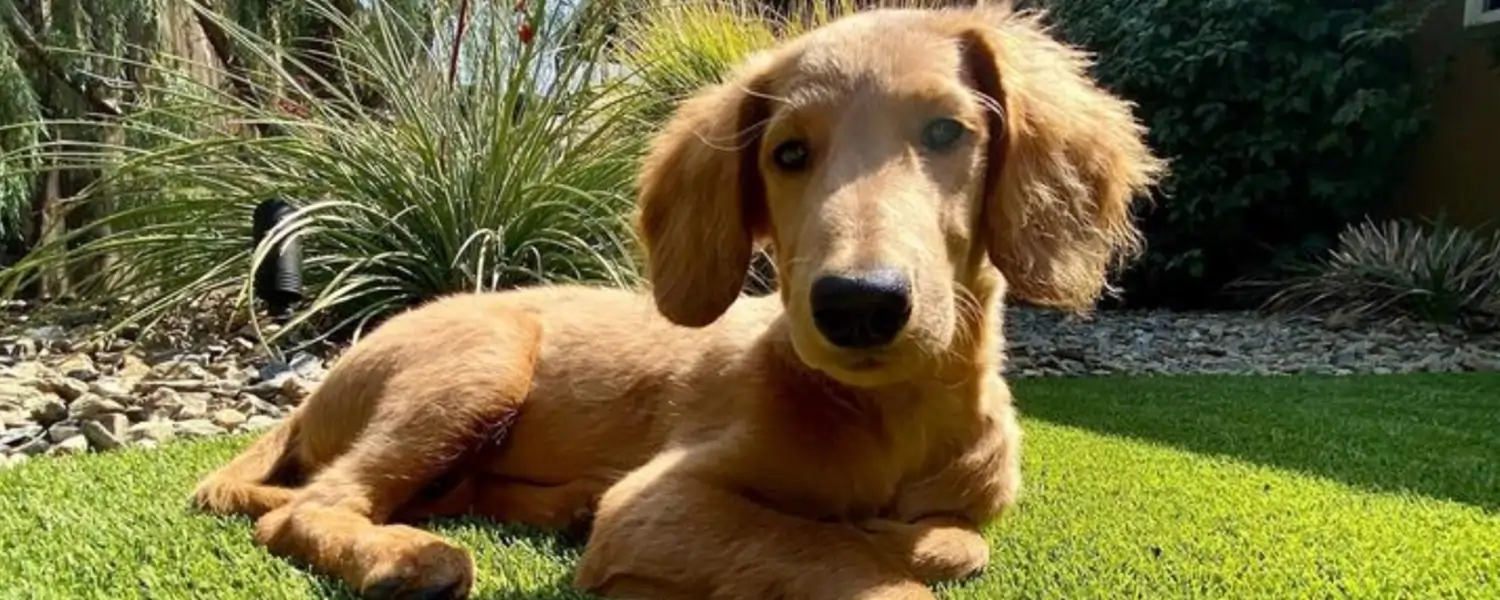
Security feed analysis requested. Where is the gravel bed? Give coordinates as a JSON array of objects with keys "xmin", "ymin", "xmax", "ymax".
[
  {"xmin": 3, "ymin": 300, "xmax": 1498, "ymax": 466},
  {"xmin": 1001, "ymin": 307, "xmax": 1500, "ymax": 378}
]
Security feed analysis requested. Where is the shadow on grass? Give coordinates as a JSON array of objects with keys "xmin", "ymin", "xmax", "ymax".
[
  {"xmin": 436, "ymin": 518, "xmax": 596, "ymax": 600},
  {"xmin": 1013, "ymin": 371, "xmax": 1500, "ymax": 512}
]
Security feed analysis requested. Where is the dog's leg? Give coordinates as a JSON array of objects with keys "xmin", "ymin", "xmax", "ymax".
[
  {"xmin": 396, "ymin": 476, "xmax": 610, "ymax": 541},
  {"xmin": 472, "ymin": 477, "xmax": 610, "ymax": 531},
  {"xmin": 251, "ymin": 318, "xmax": 542, "ymax": 600},
  {"xmin": 190, "ymin": 410, "xmax": 302, "ymax": 518},
  {"xmin": 857, "ymin": 516, "xmax": 991, "ymax": 583},
  {"xmin": 575, "ymin": 451, "xmax": 937, "ymax": 600}
]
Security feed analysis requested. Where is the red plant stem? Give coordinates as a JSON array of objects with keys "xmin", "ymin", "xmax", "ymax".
[{"xmin": 447, "ymin": 0, "xmax": 472, "ymax": 89}]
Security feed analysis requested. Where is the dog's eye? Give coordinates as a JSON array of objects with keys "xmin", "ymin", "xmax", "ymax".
[
  {"xmin": 920, "ymin": 118, "xmax": 967, "ymax": 152},
  {"xmin": 771, "ymin": 140, "xmax": 811, "ymax": 171}
]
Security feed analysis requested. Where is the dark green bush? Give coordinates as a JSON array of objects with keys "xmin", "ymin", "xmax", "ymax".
[{"xmin": 1027, "ymin": 0, "xmax": 1442, "ymax": 309}]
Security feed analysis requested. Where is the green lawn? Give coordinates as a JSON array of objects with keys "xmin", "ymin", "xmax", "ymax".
[{"xmin": 2, "ymin": 373, "xmax": 1497, "ymax": 599}]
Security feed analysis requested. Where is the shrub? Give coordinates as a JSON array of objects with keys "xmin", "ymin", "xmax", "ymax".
[
  {"xmin": 1262, "ymin": 218, "xmax": 1500, "ymax": 330},
  {"xmin": 0, "ymin": 0, "xmax": 647, "ymax": 344},
  {"xmin": 1026, "ymin": 0, "xmax": 1443, "ymax": 309},
  {"xmin": 0, "ymin": 37, "xmax": 39, "ymax": 252}
]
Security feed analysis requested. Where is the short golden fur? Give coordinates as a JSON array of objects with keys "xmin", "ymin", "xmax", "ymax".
[{"xmin": 190, "ymin": 4, "xmax": 1164, "ymax": 599}]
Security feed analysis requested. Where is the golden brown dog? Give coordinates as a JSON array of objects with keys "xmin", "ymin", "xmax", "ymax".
[{"xmin": 189, "ymin": 4, "xmax": 1163, "ymax": 599}]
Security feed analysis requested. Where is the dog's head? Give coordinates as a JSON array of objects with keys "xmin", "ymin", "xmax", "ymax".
[{"xmin": 636, "ymin": 5, "xmax": 1164, "ymax": 387}]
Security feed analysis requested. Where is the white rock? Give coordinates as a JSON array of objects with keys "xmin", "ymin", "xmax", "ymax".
[
  {"xmin": 69, "ymin": 394, "xmax": 126, "ymax": 420},
  {"xmin": 211, "ymin": 408, "xmax": 248, "ymax": 430},
  {"xmin": 48, "ymin": 434, "xmax": 89, "ymax": 456},
  {"xmin": 83, "ymin": 414, "xmax": 128, "ymax": 451},
  {"xmin": 47, "ymin": 423, "xmax": 82, "ymax": 443},
  {"xmin": 126, "ymin": 421, "xmax": 175, "ymax": 444},
  {"xmin": 242, "ymin": 415, "xmax": 280, "ymax": 432},
  {"xmin": 176, "ymin": 393, "xmax": 211, "ymax": 420},
  {"xmin": 175, "ymin": 419, "xmax": 224, "ymax": 439}
]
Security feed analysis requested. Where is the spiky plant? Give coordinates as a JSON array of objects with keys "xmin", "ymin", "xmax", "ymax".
[
  {"xmin": 0, "ymin": 0, "xmax": 652, "ymax": 347},
  {"xmin": 1263, "ymin": 217, "xmax": 1500, "ymax": 329}
]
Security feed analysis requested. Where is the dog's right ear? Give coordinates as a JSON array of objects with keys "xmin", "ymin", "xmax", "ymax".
[{"xmin": 636, "ymin": 54, "xmax": 778, "ymax": 328}]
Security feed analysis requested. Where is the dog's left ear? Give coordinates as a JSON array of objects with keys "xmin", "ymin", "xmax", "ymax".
[{"xmin": 958, "ymin": 11, "xmax": 1166, "ymax": 311}]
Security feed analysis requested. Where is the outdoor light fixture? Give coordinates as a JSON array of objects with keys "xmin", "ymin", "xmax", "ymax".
[{"xmin": 251, "ymin": 197, "xmax": 304, "ymax": 323}]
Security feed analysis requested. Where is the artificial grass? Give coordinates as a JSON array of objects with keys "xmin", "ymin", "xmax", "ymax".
[{"xmin": 1, "ymin": 373, "xmax": 1497, "ymax": 599}]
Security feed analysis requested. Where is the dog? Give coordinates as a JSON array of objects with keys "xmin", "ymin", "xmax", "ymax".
[{"xmin": 189, "ymin": 4, "xmax": 1163, "ymax": 599}]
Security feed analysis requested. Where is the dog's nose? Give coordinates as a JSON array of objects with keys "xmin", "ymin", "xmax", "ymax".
[{"xmin": 810, "ymin": 269, "xmax": 912, "ymax": 349}]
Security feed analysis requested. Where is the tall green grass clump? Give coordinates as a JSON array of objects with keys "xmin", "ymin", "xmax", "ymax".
[
  {"xmin": 0, "ymin": 0, "xmax": 649, "ymax": 343},
  {"xmin": 1263, "ymin": 217, "xmax": 1500, "ymax": 331},
  {"xmin": 611, "ymin": 0, "xmax": 947, "ymax": 117}
]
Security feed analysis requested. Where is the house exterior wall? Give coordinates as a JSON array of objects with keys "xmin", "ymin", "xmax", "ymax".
[{"xmin": 1389, "ymin": 0, "xmax": 1500, "ymax": 231}]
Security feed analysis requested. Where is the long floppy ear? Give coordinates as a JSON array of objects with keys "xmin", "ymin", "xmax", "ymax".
[
  {"xmin": 959, "ymin": 9, "xmax": 1166, "ymax": 311},
  {"xmin": 635, "ymin": 54, "xmax": 779, "ymax": 327}
]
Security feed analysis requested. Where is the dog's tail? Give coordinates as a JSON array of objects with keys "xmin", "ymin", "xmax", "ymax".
[{"xmin": 188, "ymin": 406, "xmax": 306, "ymax": 519}]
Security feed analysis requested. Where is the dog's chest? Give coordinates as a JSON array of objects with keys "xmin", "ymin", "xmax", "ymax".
[{"xmin": 746, "ymin": 400, "xmax": 940, "ymax": 523}]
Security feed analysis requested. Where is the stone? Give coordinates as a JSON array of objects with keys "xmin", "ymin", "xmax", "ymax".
[
  {"xmin": 142, "ymin": 387, "xmax": 182, "ymax": 412},
  {"xmin": 176, "ymin": 393, "xmax": 211, "ymax": 420},
  {"xmin": 116, "ymin": 354, "xmax": 152, "ymax": 382},
  {"xmin": 29, "ymin": 397, "xmax": 69, "ymax": 425},
  {"xmin": 57, "ymin": 353, "xmax": 100, "ymax": 382},
  {"xmin": 69, "ymin": 394, "xmax": 126, "ymax": 420},
  {"xmin": 0, "ymin": 424, "xmax": 44, "ymax": 450},
  {"xmin": 15, "ymin": 437, "xmax": 51, "ymax": 456},
  {"xmin": 126, "ymin": 421, "xmax": 175, "ymax": 444},
  {"xmin": 174, "ymin": 419, "xmax": 225, "ymax": 439},
  {"xmin": 211, "ymin": 408, "xmax": 248, "ymax": 430},
  {"xmin": 0, "ymin": 380, "xmax": 48, "ymax": 410},
  {"xmin": 2, "ymin": 361, "xmax": 56, "ymax": 382},
  {"xmin": 49, "ymin": 378, "xmax": 90, "ymax": 402},
  {"xmin": 279, "ymin": 377, "xmax": 315, "ymax": 404},
  {"xmin": 48, "ymin": 434, "xmax": 89, "ymax": 456},
  {"xmin": 1, "ymin": 336, "xmax": 38, "ymax": 359},
  {"xmin": 87, "ymin": 379, "xmax": 133, "ymax": 403},
  {"xmin": 82, "ymin": 416, "xmax": 127, "ymax": 451},
  {"xmin": 243, "ymin": 415, "xmax": 280, "ymax": 432},
  {"xmin": 147, "ymin": 359, "xmax": 212, "ymax": 382},
  {"xmin": 0, "ymin": 409, "xmax": 29, "ymax": 428},
  {"xmin": 47, "ymin": 422, "xmax": 82, "ymax": 443},
  {"xmin": 235, "ymin": 394, "xmax": 282, "ymax": 417},
  {"xmin": 24, "ymin": 325, "xmax": 66, "ymax": 345}
]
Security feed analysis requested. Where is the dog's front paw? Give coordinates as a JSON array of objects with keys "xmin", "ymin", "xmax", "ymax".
[
  {"xmin": 357, "ymin": 525, "xmax": 475, "ymax": 600},
  {"xmin": 856, "ymin": 518, "xmax": 989, "ymax": 584}
]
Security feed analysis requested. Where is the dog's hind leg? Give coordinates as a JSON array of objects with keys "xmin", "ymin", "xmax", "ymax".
[
  {"xmin": 251, "ymin": 313, "xmax": 542, "ymax": 600},
  {"xmin": 190, "ymin": 410, "xmax": 303, "ymax": 518}
]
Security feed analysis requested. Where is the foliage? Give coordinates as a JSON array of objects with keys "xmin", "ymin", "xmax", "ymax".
[
  {"xmin": 0, "ymin": 0, "xmax": 161, "ymax": 253},
  {"xmin": 1261, "ymin": 217, "xmax": 1500, "ymax": 330},
  {"xmin": 0, "ymin": 31, "xmax": 40, "ymax": 248},
  {"xmin": 609, "ymin": 0, "xmax": 780, "ymax": 125},
  {"xmin": 1025, "ymin": 0, "xmax": 1444, "ymax": 309},
  {"xmin": 610, "ymin": 0, "xmax": 948, "ymax": 124},
  {"xmin": 0, "ymin": 0, "xmax": 648, "ymax": 346}
]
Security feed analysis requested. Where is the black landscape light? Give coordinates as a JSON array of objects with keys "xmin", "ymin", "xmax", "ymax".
[{"xmin": 251, "ymin": 197, "xmax": 304, "ymax": 322}]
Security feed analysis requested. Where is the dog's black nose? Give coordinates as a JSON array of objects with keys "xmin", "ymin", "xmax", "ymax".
[{"xmin": 810, "ymin": 269, "xmax": 912, "ymax": 349}]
